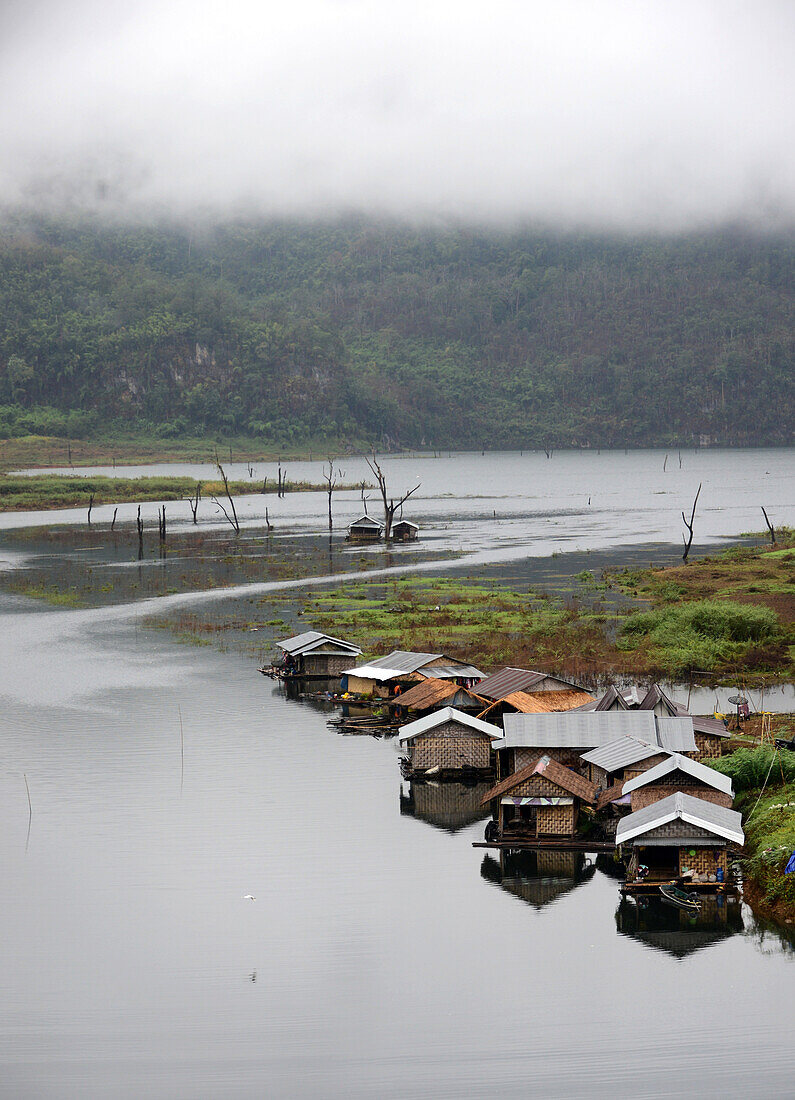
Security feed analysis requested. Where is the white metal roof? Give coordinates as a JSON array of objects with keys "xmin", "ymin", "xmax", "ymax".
[
  {"xmin": 347, "ymin": 514, "xmax": 384, "ymax": 529},
  {"xmin": 277, "ymin": 630, "xmax": 362, "ymax": 657},
  {"xmin": 622, "ymin": 754, "xmax": 734, "ymax": 796},
  {"xmin": 496, "ymin": 711, "xmax": 659, "ymax": 751},
  {"xmin": 342, "ymin": 650, "xmax": 451, "ymax": 680},
  {"xmin": 581, "ymin": 735, "xmax": 668, "ymax": 772},
  {"xmin": 616, "ymin": 791, "xmax": 744, "ymax": 846},
  {"xmin": 397, "ymin": 707, "xmax": 502, "ymax": 744}
]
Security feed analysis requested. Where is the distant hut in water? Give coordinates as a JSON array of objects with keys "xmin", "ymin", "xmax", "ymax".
[
  {"xmin": 395, "ymin": 676, "xmax": 487, "ymax": 716},
  {"xmin": 346, "ymin": 514, "xmax": 384, "ymax": 542},
  {"xmin": 275, "ymin": 631, "xmax": 363, "ymax": 680},
  {"xmin": 341, "ymin": 651, "xmax": 484, "ymax": 698},
  {"xmin": 391, "ymin": 519, "xmax": 419, "ymax": 542}
]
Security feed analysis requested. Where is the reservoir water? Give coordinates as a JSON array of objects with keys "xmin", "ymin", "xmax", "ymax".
[{"xmin": 0, "ymin": 448, "xmax": 793, "ymax": 1097}]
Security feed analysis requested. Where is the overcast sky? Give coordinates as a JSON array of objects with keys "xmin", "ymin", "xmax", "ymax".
[{"xmin": 0, "ymin": 0, "xmax": 792, "ymax": 229}]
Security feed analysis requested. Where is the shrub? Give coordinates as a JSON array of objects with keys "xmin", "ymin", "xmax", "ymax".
[{"xmin": 709, "ymin": 746, "xmax": 795, "ymax": 792}]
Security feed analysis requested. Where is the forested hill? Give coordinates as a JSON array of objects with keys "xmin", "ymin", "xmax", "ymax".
[{"xmin": 0, "ymin": 216, "xmax": 792, "ymax": 449}]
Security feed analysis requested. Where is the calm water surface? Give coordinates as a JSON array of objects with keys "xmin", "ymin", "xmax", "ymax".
[{"xmin": 0, "ymin": 449, "xmax": 793, "ymax": 1098}]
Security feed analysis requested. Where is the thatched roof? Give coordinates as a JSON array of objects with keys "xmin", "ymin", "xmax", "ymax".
[
  {"xmin": 478, "ymin": 689, "xmax": 594, "ymax": 719},
  {"xmin": 395, "ymin": 676, "xmax": 487, "ymax": 712}
]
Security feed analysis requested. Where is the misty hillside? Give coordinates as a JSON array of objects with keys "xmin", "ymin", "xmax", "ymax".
[{"xmin": 0, "ymin": 217, "xmax": 792, "ymax": 449}]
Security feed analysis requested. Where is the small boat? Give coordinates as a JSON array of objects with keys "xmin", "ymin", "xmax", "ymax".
[{"xmin": 660, "ymin": 884, "xmax": 701, "ymax": 912}]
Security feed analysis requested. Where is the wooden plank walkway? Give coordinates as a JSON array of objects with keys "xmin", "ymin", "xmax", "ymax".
[{"xmin": 473, "ymin": 839, "xmax": 617, "ymax": 852}]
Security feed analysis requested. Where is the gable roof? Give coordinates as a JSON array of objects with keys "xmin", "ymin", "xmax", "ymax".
[
  {"xmin": 392, "ymin": 519, "xmax": 419, "ymax": 530},
  {"xmin": 277, "ymin": 630, "xmax": 362, "ymax": 657},
  {"xmin": 496, "ymin": 711, "xmax": 660, "ymax": 751},
  {"xmin": 636, "ymin": 684, "xmax": 730, "ymax": 737},
  {"xmin": 622, "ymin": 753, "xmax": 734, "ymax": 796},
  {"xmin": 420, "ymin": 664, "xmax": 485, "ymax": 681},
  {"xmin": 347, "ymin": 514, "xmax": 384, "ymax": 530},
  {"xmin": 615, "ymin": 792, "xmax": 744, "ymax": 846},
  {"xmin": 475, "ymin": 667, "xmax": 581, "ymax": 700},
  {"xmin": 637, "ymin": 683, "xmax": 679, "ymax": 715},
  {"xmin": 478, "ymin": 689, "xmax": 595, "ymax": 719},
  {"xmin": 397, "ymin": 706, "xmax": 502, "ymax": 744},
  {"xmin": 394, "ymin": 677, "xmax": 487, "ymax": 712},
  {"xmin": 581, "ymin": 735, "xmax": 668, "ymax": 772},
  {"xmin": 343, "ymin": 650, "xmax": 453, "ymax": 680},
  {"xmin": 480, "ymin": 755, "xmax": 598, "ymax": 806}
]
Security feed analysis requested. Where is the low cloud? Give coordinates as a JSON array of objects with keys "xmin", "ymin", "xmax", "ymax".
[{"xmin": 0, "ymin": 0, "xmax": 793, "ymax": 229}]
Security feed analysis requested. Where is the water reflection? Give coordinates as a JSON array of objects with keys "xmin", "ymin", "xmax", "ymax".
[
  {"xmin": 400, "ymin": 779, "xmax": 492, "ymax": 833},
  {"xmin": 480, "ymin": 850, "xmax": 597, "ymax": 909},
  {"xmin": 616, "ymin": 894, "xmax": 744, "ymax": 958}
]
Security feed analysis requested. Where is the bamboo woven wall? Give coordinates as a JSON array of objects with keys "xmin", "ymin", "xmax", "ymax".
[
  {"xmin": 695, "ymin": 733, "xmax": 724, "ymax": 759},
  {"xmin": 303, "ymin": 654, "xmax": 351, "ymax": 676},
  {"xmin": 678, "ymin": 847, "xmax": 727, "ymax": 876},
  {"xmin": 515, "ymin": 747, "xmax": 582, "ymax": 770},
  {"xmin": 411, "ymin": 733, "xmax": 491, "ymax": 769},
  {"xmin": 537, "ymin": 803, "xmax": 577, "ymax": 835},
  {"xmin": 509, "ymin": 774, "xmax": 565, "ymax": 797}
]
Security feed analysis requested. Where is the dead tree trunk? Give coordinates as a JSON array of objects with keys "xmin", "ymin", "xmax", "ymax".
[
  {"xmin": 136, "ymin": 506, "xmax": 144, "ymax": 560},
  {"xmin": 110, "ymin": 507, "xmax": 118, "ymax": 532},
  {"xmin": 365, "ymin": 451, "xmax": 420, "ymax": 541},
  {"xmin": 682, "ymin": 483, "xmax": 702, "ymax": 562},
  {"xmin": 211, "ymin": 452, "xmax": 241, "ymax": 534},
  {"xmin": 87, "ymin": 493, "xmax": 95, "ymax": 526},
  {"xmin": 761, "ymin": 507, "xmax": 776, "ymax": 546},
  {"xmin": 186, "ymin": 484, "xmax": 201, "ymax": 523},
  {"xmin": 158, "ymin": 506, "xmax": 166, "ymax": 544},
  {"xmin": 323, "ymin": 458, "xmax": 341, "ymax": 530}
]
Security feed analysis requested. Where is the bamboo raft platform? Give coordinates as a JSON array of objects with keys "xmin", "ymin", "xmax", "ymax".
[{"xmin": 474, "ymin": 839, "xmax": 617, "ymax": 852}]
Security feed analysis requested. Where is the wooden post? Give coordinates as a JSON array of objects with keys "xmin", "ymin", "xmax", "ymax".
[{"xmin": 137, "ymin": 506, "xmax": 144, "ymax": 560}]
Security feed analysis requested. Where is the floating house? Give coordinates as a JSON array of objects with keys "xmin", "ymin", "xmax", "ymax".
[
  {"xmin": 393, "ymin": 676, "xmax": 487, "ymax": 715},
  {"xmin": 346, "ymin": 514, "xmax": 384, "ymax": 541},
  {"xmin": 475, "ymin": 667, "xmax": 584, "ymax": 700},
  {"xmin": 621, "ymin": 753, "xmax": 734, "ymax": 811},
  {"xmin": 276, "ymin": 630, "xmax": 363, "ymax": 679},
  {"xmin": 480, "ymin": 755, "xmax": 598, "ymax": 840},
  {"xmin": 616, "ymin": 791, "xmax": 744, "ymax": 885},
  {"xmin": 397, "ymin": 707, "xmax": 501, "ymax": 777},
  {"xmin": 390, "ymin": 519, "xmax": 419, "ymax": 542},
  {"xmin": 478, "ymin": 688, "xmax": 595, "ymax": 722},
  {"xmin": 581, "ymin": 722, "xmax": 697, "ymax": 788},
  {"xmin": 493, "ymin": 712, "xmax": 694, "ymax": 777},
  {"xmin": 341, "ymin": 651, "xmax": 484, "ymax": 698}
]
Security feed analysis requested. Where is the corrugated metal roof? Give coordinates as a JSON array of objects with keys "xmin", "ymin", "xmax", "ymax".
[
  {"xmin": 581, "ymin": 735, "xmax": 665, "ymax": 772},
  {"xmin": 424, "ymin": 664, "xmax": 485, "ymax": 680},
  {"xmin": 480, "ymin": 755, "xmax": 598, "ymax": 805},
  {"xmin": 637, "ymin": 683, "xmax": 679, "ymax": 714},
  {"xmin": 616, "ymin": 791, "xmax": 744, "ymax": 846},
  {"xmin": 496, "ymin": 711, "xmax": 659, "ymax": 751},
  {"xmin": 347, "ymin": 514, "xmax": 383, "ymax": 529},
  {"xmin": 655, "ymin": 718, "xmax": 696, "ymax": 753},
  {"xmin": 397, "ymin": 707, "xmax": 502, "ymax": 744},
  {"xmin": 342, "ymin": 650, "xmax": 449, "ymax": 680},
  {"xmin": 277, "ymin": 630, "xmax": 362, "ymax": 657},
  {"xmin": 622, "ymin": 754, "xmax": 734, "ymax": 796},
  {"xmin": 475, "ymin": 668, "xmax": 550, "ymax": 699}
]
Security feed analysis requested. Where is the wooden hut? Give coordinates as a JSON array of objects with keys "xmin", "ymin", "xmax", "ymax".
[
  {"xmin": 477, "ymin": 688, "xmax": 594, "ymax": 722},
  {"xmin": 393, "ymin": 676, "xmax": 487, "ymax": 716},
  {"xmin": 391, "ymin": 519, "xmax": 419, "ymax": 542},
  {"xmin": 616, "ymin": 792, "xmax": 744, "ymax": 886},
  {"xmin": 475, "ymin": 666, "xmax": 585, "ymax": 701},
  {"xmin": 621, "ymin": 753, "xmax": 734, "ymax": 811},
  {"xmin": 480, "ymin": 755, "xmax": 598, "ymax": 840},
  {"xmin": 341, "ymin": 651, "xmax": 484, "ymax": 698},
  {"xmin": 346, "ymin": 514, "xmax": 384, "ymax": 542},
  {"xmin": 397, "ymin": 707, "xmax": 501, "ymax": 778},
  {"xmin": 275, "ymin": 630, "xmax": 362, "ymax": 679}
]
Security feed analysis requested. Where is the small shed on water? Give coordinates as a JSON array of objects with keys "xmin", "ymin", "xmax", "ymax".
[
  {"xmin": 276, "ymin": 631, "xmax": 363, "ymax": 679},
  {"xmin": 475, "ymin": 667, "xmax": 584, "ymax": 701},
  {"xmin": 391, "ymin": 519, "xmax": 419, "ymax": 542},
  {"xmin": 616, "ymin": 791, "xmax": 744, "ymax": 885},
  {"xmin": 342, "ymin": 651, "xmax": 484, "ymax": 698},
  {"xmin": 480, "ymin": 755, "xmax": 598, "ymax": 840},
  {"xmin": 346, "ymin": 514, "xmax": 384, "ymax": 541},
  {"xmin": 397, "ymin": 707, "xmax": 501, "ymax": 777},
  {"xmin": 393, "ymin": 676, "xmax": 487, "ymax": 715}
]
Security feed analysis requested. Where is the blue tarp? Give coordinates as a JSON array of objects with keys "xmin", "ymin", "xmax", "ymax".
[{"xmin": 785, "ymin": 851, "xmax": 795, "ymax": 874}]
